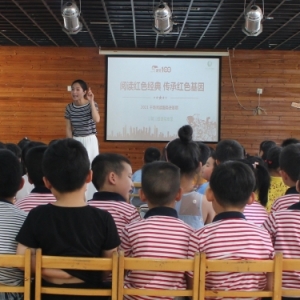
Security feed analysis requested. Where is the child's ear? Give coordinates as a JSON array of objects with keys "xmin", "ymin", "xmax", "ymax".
[
  {"xmin": 85, "ymin": 170, "xmax": 92, "ymax": 184},
  {"xmin": 205, "ymin": 186, "xmax": 214, "ymax": 202},
  {"xmin": 280, "ymin": 169, "xmax": 288, "ymax": 181},
  {"xmin": 18, "ymin": 177, "xmax": 25, "ymax": 192},
  {"xmin": 139, "ymin": 189, "xmax": 147, "ymax": 203},
  {"xmin": 246, "ymin": 192, "xmax": 255, "ymax": 205},
  {"xmin": 215, "ymin": 159, "xmax": 220, "ymax": 166},
  {"xmin": 107, "ymin": 172, "xmax": 117, "ymax": 185},
  {"xmin": 174, "ymin": 187, "xmax": 183, "ymax": 202},
  {"xmin": 43, "ymin": 176, "xmax": 52, "ymax": 190},
  {"xmin": 296, "ymin": 180, "xmax": 300, "ymax": 193}
]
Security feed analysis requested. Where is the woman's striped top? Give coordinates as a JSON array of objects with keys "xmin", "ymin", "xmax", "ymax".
[{"xmin": 65, "ymin": 102, "xmax": 98, "ymax": 137}]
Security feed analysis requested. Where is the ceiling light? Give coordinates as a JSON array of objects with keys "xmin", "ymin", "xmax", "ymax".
[
  {"xmin": 61, "ymin": 1, "xmax": 82, "ymax": 35},
  {"xmin": 153, "ymin": 2, "xmax": 173, "ymax": 35},
  {"xmin": 242, "ymin": 5, "xmax": 263, "ymax": 36}
]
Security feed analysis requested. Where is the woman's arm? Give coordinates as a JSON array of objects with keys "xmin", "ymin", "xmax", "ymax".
[
  {"xmin": 87, "ymin": 88, "xmax": 100, "ymax": 123},
  {"xmin": 66, "ymin": 119, "xmax": 73, "ymax": 138}
]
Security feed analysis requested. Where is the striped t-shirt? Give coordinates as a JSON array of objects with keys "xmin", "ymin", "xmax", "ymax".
[
  {"xmin": 187, "ymin": 211, "xmax": 274, "ymax": 299},
  {"xmin": 15, "ymin": 186, "xmax": 56, "ymax": 212},
  {"xmin": 270, "ymin": 193, "xmax": 299, "ymax": 213},
  {"xmin": 0, "ymin": 200, "xmax": 27, "ymax": 287},
  {"xmin": 120, "ymin": 206, "xmax": 194, "ymax": 300},
  {"xmin": 243, "ymin": 201, "xmax": 268, "ymax": 226},
  {"xmin": 88, "ymin": 192, "xmax": 141, "ymax": 237},
  {"xmin": 65, "ymin": 102, "xmax": 98, "ymax": 137},
  {"xmin": 263, "ymin": 202, "xmax": 300, "ymax": 290}
]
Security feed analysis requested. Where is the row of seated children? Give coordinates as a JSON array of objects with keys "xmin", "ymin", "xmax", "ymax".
[
  {"xmin": 1, "ymin": 129, "xmax": 300, "ymax": 300},
  {"xmin": 0, "ymin": 137, "xmax": 272, "ymax": 300}
]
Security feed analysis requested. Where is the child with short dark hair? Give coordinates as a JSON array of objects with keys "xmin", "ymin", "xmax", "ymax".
[
  {"xmin": 89, "ymin": 153, "xmax": 140, "ymax": 236},
  {"xmin": 271, "ymin": 143, "xmax": 300, "ymax": 212},
  {"xmin": 131, "ymin": 147, "xmax": 161, "ymax": 207},
  {"xmin": 120, "ymin": 161, "xmax": 194, "ymax": 299},
  {"xmin": 263, "ymin": 171, "xmax": 300, "ymax": 300},
  {"xmin": 188, "ymin": 161, "xmax": 274, "ymax": 294},
  {"xmin": 16, "ymin": 141, "xmax": 46, "ymax": 201},
  {"xmin": 16, "ymin": 139, "xmax": 120, "ymax": 300},
  {"xmin": 215, "ymin": 139, "xmax": 244, "ymax": 164},
  {"xmin": 15, "ymin": 146, "xmax": 56, "ymax": 212},
  {"xmin": 0, "ymin": 150, "xmax": 27, "ymax": 300}
]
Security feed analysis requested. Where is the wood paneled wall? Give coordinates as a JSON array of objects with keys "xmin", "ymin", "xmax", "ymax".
[{"xmin": 0, "ymin": 47, "xmax": 299, "ymax": 171}]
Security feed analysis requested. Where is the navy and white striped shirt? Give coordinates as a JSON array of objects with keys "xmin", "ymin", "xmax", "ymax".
[
  {"xmin": 65, "ymin": 102, "xmax": 98, "ymax": 137},
  {"xmin": 0, "ymin": 200, "xmax": 27, "ymax": 287}
]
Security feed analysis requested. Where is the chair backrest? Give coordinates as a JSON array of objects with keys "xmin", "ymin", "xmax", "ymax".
[
  {"xmin": 130, "ymin": 182, "xmax": 141, "ymax": 198},
  {"xmin": 35, "ymin": 249, "xmax": 118, "ymax": 300},
  {"xmin": 199, "ymin": 252, "xmax": 283, "ymax": 300},
  {"xmin": 118, "ymin": 251, "xmax": 200, "ymax": 300},
  {"xmin": 282, "ymin": 258, "xmax": 300, "ymax": 298},
  {"xmin": 0, "ymin": 248, "xmax": 31, "ymax": 300}
]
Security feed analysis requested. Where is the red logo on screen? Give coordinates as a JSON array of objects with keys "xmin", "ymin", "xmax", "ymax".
[{"xmin": 152, "ymin": 66, "xmax": 171, "ymax": 73}]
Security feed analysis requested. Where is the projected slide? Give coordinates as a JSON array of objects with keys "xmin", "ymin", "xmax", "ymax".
[{"xmin": 106, "ymin": 56, "xmax": 220, "ymax": 142}]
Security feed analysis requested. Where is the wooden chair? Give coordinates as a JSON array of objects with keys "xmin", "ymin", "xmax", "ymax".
[
  {"xmin": 0, "ymin": 248, "xmax": 31, "ymax": 300},
  {"xmin": 199, "ymin": 252, "xmax": 283, "ymax": 300},
  {"xmin": 118, "ymin": 251, "xmax": 200, "ymax": 300},
  {"xmin": 35, "ymin": 249, "xmax": 118, "ymax": 300},
  {"xmin": 281, "ymin": 257, "xmax": 300, "ymax": 298}
]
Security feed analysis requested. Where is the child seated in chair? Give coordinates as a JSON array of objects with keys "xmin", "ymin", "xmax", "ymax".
[
  {"xmin": 16, "ymin": 139, "xmax": 120, "ymax": 300},
  {"xmin": 0, "ymin": 150, "xmax": 27, "ymax": 300},
  {"xmin": 187, "ymin": 161, "xmax": 274, "ymax": 295},
  {"xmin": 120, "ymin": 161, "xmax": 194, "ymax": 300},
  {"xmin": 88, "ymin": 153, "xmax": 140, "ymax": 236}
]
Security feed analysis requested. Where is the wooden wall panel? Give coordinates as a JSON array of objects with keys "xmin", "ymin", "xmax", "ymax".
[{"xmin": 0, "ymin": 47, "xmax": 299, "ymax": 171}]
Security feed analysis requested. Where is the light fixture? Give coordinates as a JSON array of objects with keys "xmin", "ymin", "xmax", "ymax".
[
  {"xmin": 242, "ymin": 2, "xmax": 264, "ymax": 36},
  {"xmin": 99, "ymin": 49, "xmax": 229, "ymax": 56},
  {"xmin": 153, "ymin": 2, "xmax": 173, "ymax": 35},
  {"xmin": 61, "ymin": 0, "xmax": 82, "ymax": 35}
]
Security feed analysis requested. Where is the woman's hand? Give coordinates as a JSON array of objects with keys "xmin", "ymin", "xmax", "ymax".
[{"xmin": 86, "ymin": 87, "xmax": 94, "ymax": 103}]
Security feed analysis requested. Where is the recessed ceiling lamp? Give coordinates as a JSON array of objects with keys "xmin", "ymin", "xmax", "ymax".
[
  {"xmin": 153, "ymin": 2, "xmax": 173, "ymax": 34},
  {"xmin": 61, "ymin": 0, "xmax": 82, "ymax": 34},
  {"xmin": 242, "ymin": 1, "xmax": 264, "ymax": 36}
]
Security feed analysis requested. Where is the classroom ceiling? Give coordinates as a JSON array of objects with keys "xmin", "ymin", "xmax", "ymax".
[{"xmin": 0, "ymin": 0, "xmax": 300, "ymax": 50}]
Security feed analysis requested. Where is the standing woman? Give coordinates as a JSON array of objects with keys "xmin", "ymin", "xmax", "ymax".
[{"xmin": 65, "ymin": 79, "xmax": 100, "ymax": 162}]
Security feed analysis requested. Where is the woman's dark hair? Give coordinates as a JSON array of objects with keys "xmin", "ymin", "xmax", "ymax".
[
  {"xmin": 259, "ymin": 140, "xmax": 276, "ymax": 160},
  {"xmin": 265, "ymin": 146, "xmax": 282, "ymax": 171},
  {"xmin": 164, "ymin": 125, "xmax": 200, "ymax": 176},
  {"xmin": 72, "ymin": 79, "xmax": 88, "ymax": 94},
  {"xmin": 239, "ymin": 156, "xmax": 270, "ymax": 207}
]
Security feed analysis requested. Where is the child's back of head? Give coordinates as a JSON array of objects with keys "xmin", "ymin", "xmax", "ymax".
[
  {"xmin": 25, "ymin": 145, "xmax": 48, "ymax": 187},
  {"xmin": 265, "ymin": 146, "xmax": 282, "ymax": 173},
  {"xmin": 196, "ymin": 142, "xmax": 211, "ymax": 166},
  {"xmin": 281, "ymin": 138, "xmax": 299, "ymax": 147},
  {"xmin": 279, "ymin": 143, "xmax": 300, "ymax": 186},
  {"xmin": 164, "ymin": 125, "xmax": 200, "ymax": 177},
  {"xmin": 144, "ymin": 147, "xmax": 161, "ymax": 164},
  {"xmin": 210, "ymin": 161, "xmax": 255, "ymax": 209},
  {"xmin": 5, "ymin": 143, "xmax": 22, "ymax": 160},
  {"xmin": 142, "ymin": 161, "xmax": 181, "ymax": 207},
  {"xmin": 259, "ymin": 140, "xmax": 276, "ymax": 160},
  {"xmin": 215, "ymin": 139, "xmax": 244, "ymax": 164},
  {"xmin": 43, "ymin": 138, "xmax": 90, "ymax": 193},
  {"xmin": 239, "ymin": 156, "xmax": 270, "ymax": 207},
  {"xmin": 0, "ymin": 149, "xmax": 22, "ymax": 199}
]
